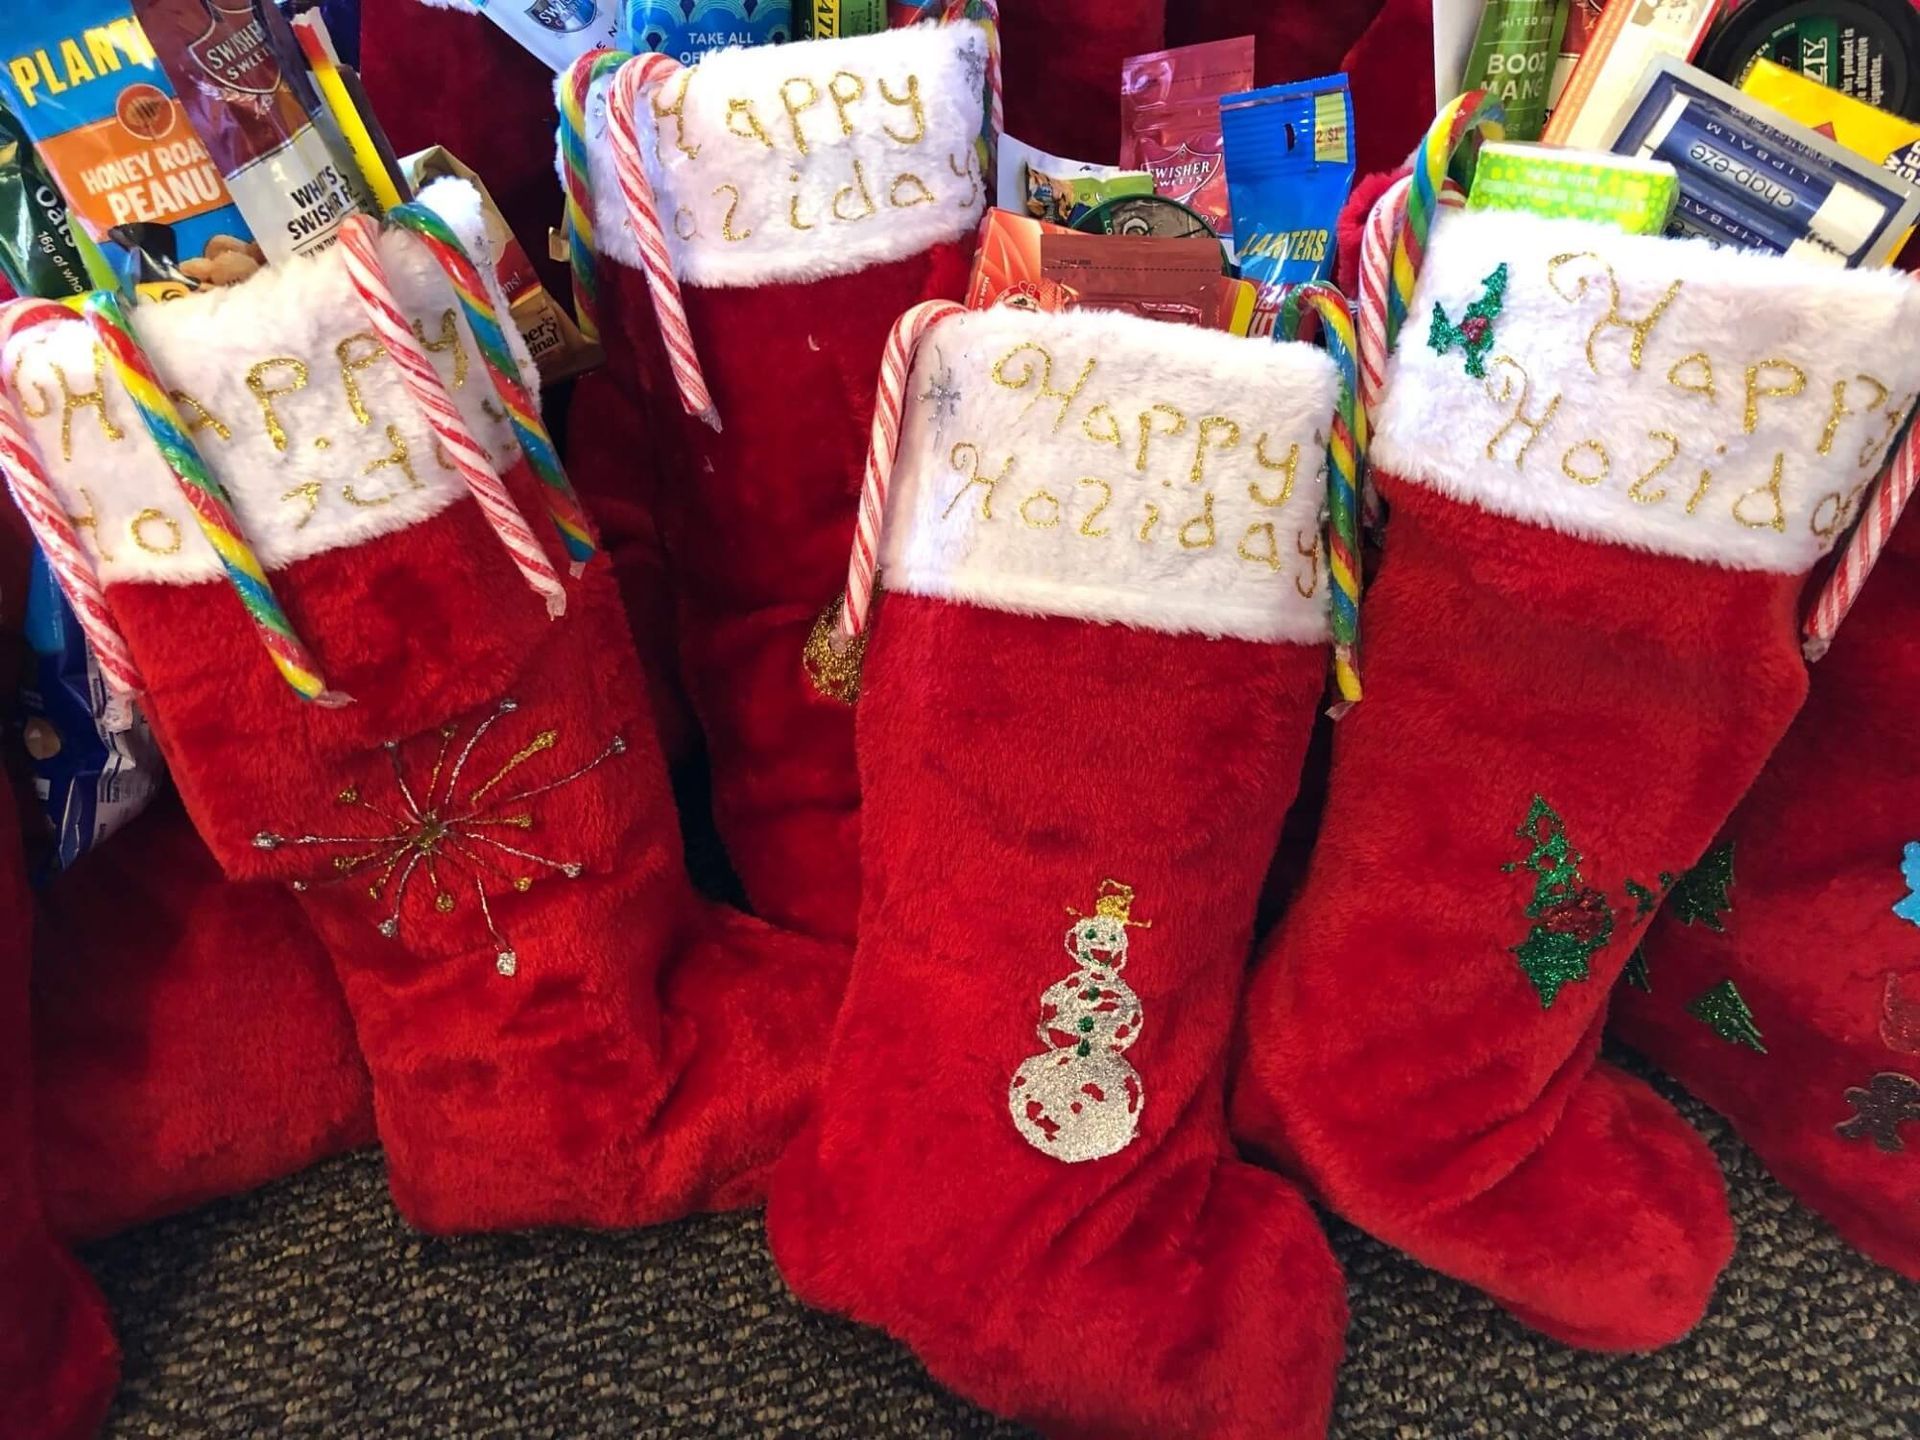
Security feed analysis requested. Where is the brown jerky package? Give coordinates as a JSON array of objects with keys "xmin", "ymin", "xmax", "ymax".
[{"xmin": 1039, "ymin": 232, "xmax": 1226, "ymax": 328}]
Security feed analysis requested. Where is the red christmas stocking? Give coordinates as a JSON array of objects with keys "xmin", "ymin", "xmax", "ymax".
[
  {"xmin": 32, "ymin": 794, "xmax": 376, "ymax": 1242},
  {"xmin": 4, "ymin": 216, "xmax": 844, "ymax": 1234},
  {"xmin": 1613, "ymin": 517, "xmax": 1920, "ymax": 1279},
  {"xmin": 580, "ymin": 19, "xmax": 991, "ymax": 942},
  {"xmin": 1231, "ymin": 207, "xmax": 1920, "ymax": 1348},
  {"xmin": 768, "ymin": 307, "xmax": 1348, "ymax": 1439},
  {"xmin": 0, "ymin": 787, "xmax": 118, "ymax": 1440},
  {"xmin": 999, "ymin": 0, "xmax": 1164, "ymax": 162}
]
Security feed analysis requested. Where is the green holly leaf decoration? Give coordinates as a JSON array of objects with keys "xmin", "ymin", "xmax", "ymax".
[
  {"xmin": 1622, "ymin": 948, "xmax": 1652, "ymax": 993},
  {"xmin": 1428, "ymin": 263, "xmax": 1509, "ymax": 380},
  {"xmin": 1505, "ymin": 795, "xmax": 1615, "ymax": 1009},
  {"xmin": 1687, "ymin": 978, "xmax": 1766, "ymax": 1054},
  {"xmin": 1669, "ymin": 843, "xmax": 1735, "ymax": 933}
]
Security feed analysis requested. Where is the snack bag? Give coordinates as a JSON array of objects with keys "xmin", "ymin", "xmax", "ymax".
[
  {"xmin": 1039, "ymin": 230, "xmax": 1227, "ymax": 326},
  {"xmin": 967, "ymin": 206, "xmax": 1067, "ymax": 310},
  {"xmin": 622, "ymin": 1, "xmax": 796, "ymax": 61},
  {"xmin": 129, "ymin": 0, "xmax": 364, "ymax": 262},
  {"xmin": 0, "ymin": 3, "xmax": 260, "ymax": 288},
  {"xmin": 1223, "ymin": 74, "xmax": 1355, "ymax": 330},
  {"xmin": 1121, "ymin": 37, "xmax": 1255, "ymax": 249},
  {"xmin": 0, "ymin": 103, "xmax": 89, "ymax": 298}
]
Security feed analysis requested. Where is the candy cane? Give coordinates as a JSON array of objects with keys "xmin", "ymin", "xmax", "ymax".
[
  {"xmin": 1804, "ymin": 415, "xmax": 1920, "ymax": 660},
  {"xmin": 384, "ymin": 201, "xmax": 598, "ymax": 571},
  {"xmin": 559, "ymin": 48, "xmax": 632, "ymax": 347},
  {"xmin": 85, "ymin": 290, "xmax": 347, "ymax": 706},
  {"xmin": 607, "ymin": 52, "xmax": 717, "ymax": 428},
  {"xmin": 1389, "ymin": 92, "xmax": 1505, "ymax": 353},
  {"xmin": 339, "ymin": 216, "xmax": 567, "ymax": 618},
  {"xmin": 0, "ymin": 299, "xmax": 144, "ymax": 728}
]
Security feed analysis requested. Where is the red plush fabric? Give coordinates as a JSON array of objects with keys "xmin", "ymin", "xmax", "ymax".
[
  {"xmin": 32, "ymin": 795, "xmax": 376, "ymax": 1242},
  {"xmin": 1230, "ymin": 478, "xmax": 1816, "ymax": 1350},
  {"xmin": 768, "ymin": 596, "xmax": 1345, "ymax": 1440},
  {"xmin": 1, "ymin": 789, "xmax": 118, "ymax": 1440},
  {"xmin": 1613, "ymin": 519, "xmax": 1920, "ymax": 1278},
  {"xmin": 998, "ymin": 0, "xmax": 1164, "ymax": 162},
  {"xmin": 98, "ymin": 471, "xmax": 845, "ymax": 1233},
  {"xmin": 610, "ymin": 243, "xmax": 973, "ymax": 946}
]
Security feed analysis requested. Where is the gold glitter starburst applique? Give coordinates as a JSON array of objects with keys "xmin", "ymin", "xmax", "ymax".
[{"xmin": 253, "ymin": 699, "xmax": 625, "ymax": 978}]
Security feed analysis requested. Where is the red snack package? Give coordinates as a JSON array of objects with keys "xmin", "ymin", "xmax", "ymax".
[{"xmin": 1120, "ymin": 37, "xmax": 1255, "ymax": 249}]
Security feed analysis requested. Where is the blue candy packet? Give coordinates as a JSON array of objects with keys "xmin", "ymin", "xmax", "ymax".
[
  {"xmin": 18, "ymin": 546, "xmax": 163, "ymax": 880},
  {"xmin": 621, "ymin": 1, "xmax": 794, "ymax": 63},
  {"xmin": 1223, "ymin": 74, "xmax": 1356, "ymax": 330}
]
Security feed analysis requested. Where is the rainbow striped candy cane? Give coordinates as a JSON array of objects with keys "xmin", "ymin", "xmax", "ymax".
[
  {"xmin": 608, "ymin": 52, "xmax": 717, "ymax": 428},
  {"xmin": 0, "ymin": 298, "xmax": 144, "ymax": 728},
  {"xmin": 1278, "ymin": 283, "xmax": 1367, "ymax": 705},
  {"xmin": 382, "ymin": 201, "xmax": 598, "ymax": 571},
  {"xmin": 1803, "ymin": 411, "xmax": 1920, "ymax": 660},
  {"xmin": 338, "ymin": 216, "xmax": 568, "ymax": 618},
  {"xmin": 804, "ymin": 299, "xmax": 965, "ymax": 703},
  {"xmin": 559, "ymin": 47, "xmax": 632, "ymax": 348},
  {"xmin": 84, "ymin": 289, "xmax": 346, "ymax": 706},
  {"xmin": 1388, "ymin": 91, "xmax": 1505, "ymax": 353}
]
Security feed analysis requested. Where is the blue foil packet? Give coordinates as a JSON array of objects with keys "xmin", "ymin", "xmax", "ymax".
[
  {"xmin": 621, "ymin": 1, "xmax": 794, "ymax": 63},
  {"xmin": 18, "ymin": 546, "xmax": 162, "ymax": 880},
  {"xmin": 1223, "ymin": 74, "xmax": 1356, "ymax": 328}
]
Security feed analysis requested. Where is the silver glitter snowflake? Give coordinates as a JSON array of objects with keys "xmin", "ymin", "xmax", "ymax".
[
  {"xmin": 920, "ymin": 355, "xmax": 963, "ymax": 442},
  {"xmin": 253, "ymin": 699, "xmax": 625, "ymax": 978}
]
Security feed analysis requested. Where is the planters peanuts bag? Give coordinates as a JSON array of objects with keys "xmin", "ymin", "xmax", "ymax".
[
  {"xmin": 1223, "ymin": 74, "xmax": 1356, "ymax": 333},
  {"xmin": 0, "ymin": 2, "xmax": 258, "ymax": 290}
]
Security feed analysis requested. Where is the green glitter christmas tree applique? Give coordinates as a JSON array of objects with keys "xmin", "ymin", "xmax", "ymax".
[
  {"xmin": 1668, "ymin": 843, "xmax": 1735, "ymax": 932},
  {"xmin": 1687, "ymin": 978, "xmax": 1767, "ymax": 1054},
  {"xmin": 1428, "ymin": 263, "xmax": 1509, "ymax": 379},
  {"xmin": 1504, "ymin": 795, "xmax": 1616, "ymax": 1009}
]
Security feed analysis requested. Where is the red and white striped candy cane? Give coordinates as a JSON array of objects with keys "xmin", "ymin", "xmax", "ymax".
[
  {"xmin": 0, "ymin": 298, "xmax": 144, "ymax": 729},
  {"xmin": 1358, "ymin": 174, "xmax": 1467, "ymax": 420},
  {"xmin": 339, "ymin": 217, "xmax": 567, "ymax": 619},
  {"xmin": 609, "ymin": 53, "xmax": 717, "ymax": 430},
  {"xmin": 1804, "ymin": 415, "xmax": 1920, "ymax": 660},
  {"xmin": 835, "ymin": 300, "xmax": 967, "ymax": 648}
]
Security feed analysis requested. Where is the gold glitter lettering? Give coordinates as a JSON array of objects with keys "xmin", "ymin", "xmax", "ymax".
[
  {"xmin": 1732, "ymin": 453, "xmax": 1788, "ymax": 532},
  {"xmin": 1179, "ymin": 492, "xmax": 1216, "ymax": 550},
  {"xmin": 1629, "ymin": 431, "xmax": 1681, "ymax": 505},
  {"xmin": 282, "ymin": 481, "xmax": 322, "ymax": 529},
  {"xmin": 1135, "ymin": 403, "xmax": 1189, "ymax": 477},
  {"xmin": 14, "ymin": 357, "xmax": 50, "ymax": 419},
  {"xmin": 1251, "ymin": 436, "xmax": 1301, "ymax": 507},
  {"xmin": 1808, "ymin": 485, "xmax": 1871, "ymax": 541},
  {"xmin": 1020, "ymin": 489, "xmax": 1061, "ymax": 528},
  {"xmin": 1686, "ymin": 470, "xmax": 1714, "ymax": 515},
  {"xmin": 944, "ymin": 442, "xmax": 1010, "ymax": 520},
  {"xmin": 1295, "ymin": 531, "xmax": 1322, "ymax": 598},
  {"xmin": 1238, "ymin": 521, "xmax": 1280, "ymax": 572},
  {"xmin": 675, "ymin": 206, "xmax": 699, "ymax": 240},
  {"xmin": 948, "ymin": 150, "xmax": 981, "ymax": 208},
  {"xmin": 828, "ymin": 71, "xmax": 865, "ymax": 136},
  {"xmin": 1560, "ymin": 439, "xmax": 1611, "ymax": 488},
  {"xmin": 786, "ymin": 173, "xmax": 813, "ymax": 231},
  {"xmin": 53, "ymin": 351, "xmax": 124, "ymax": 461},
  {"xmin": 1189, "ymin": 416, "xmax": 1242, "ymax": 486},
  {"xmin": 1819, "ymin": 374, "xmax": 1891, "ymax": 457},
  {"xmin": 412, "ymin": 309, "xmax": 468, "ymax": 390},
  {"xmin": 889, "ymin": 172, "xmax": 936, "ymax": 208},
  {"xmin": 1743, "ymin": 360, "xmax": 1806, "ymax": 435},
  {"xmin": 130, "ymin": 507, "xmax": 182, "ymax": 555},
  {"xmin": 346, "ymin": 423, "xmax": 426, "ymax": 507},
  {"xmin": 1077, "ymin": 477, "xmax": 1112, "ymax": 537},
  {"xmin": 651, "ymin": 73, "xmax": 699, "ymax": 159},
  {"xmin": 1483, "ymin": 355, "xmax": 1561, "ymax": 468},
  {"xmin": 878, "ymin": 73, "xmax": 926, "ymax": 145},
  {"xmin": 170, "ymin": 389, "xmax": 231, "ymax": 441},
  {"xmin": 1139, "ymin": 503, "xmax": 1160, "ymax": 542},
  {"xmin": 1547, "ymin": 252, "xmax": 1681, "ymax": 373},
  {"xmin": 991, "ymin": 343, "xmax": 1095, "ymax": 432},
  {"xmin": 67, "ymin": 486, "xmax": 111, "ymax": 561},
  {"xmin": 1859, "ymin": 392, "xmax": 1916, "ymax": 470},
  {"xmin": 1667, "ymin": 352, "xmax": 1716, "ymax": 401},
  {"xmin": 247, "ymin": 356, "xmax": 309, "ymax": 452},
  {"xmin": 714, "ymin": 184, "xmax": 753, "ymax": 242},
  {"xmin": 725, "ymin": 96, "xmax": 774, "ymax": 149},
  {"xmin": 334, "ymin": 333, "xmax": 385, "ymax": 425},
  {"xmin": 833, "ymin": 159, "xmax": 878, "ymax": 223},
  {"xmin": 1082, "ymin": 403, "xmax": 1123, "ymax": 449},
  {"xmin": 780, "ymin": 76, "xmax": 820, "ymax": 154}
]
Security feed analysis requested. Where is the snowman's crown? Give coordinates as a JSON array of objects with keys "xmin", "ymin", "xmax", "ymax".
[{"xmin": 1070, "ymin": 879, "xmax": 1149, "ymax": 929}]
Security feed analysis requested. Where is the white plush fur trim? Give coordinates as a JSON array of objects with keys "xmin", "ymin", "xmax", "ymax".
[
  {"xmin": 578, "ymin": 23, "xmax": 989, "ymax": 288},
  {"xmin": 880, "ymin": 308, "xmax": 1340, "ymax": 643},
  {"xmin": 1375, "ymin": 209, "xmax": 1920, "ymax": 573},
  {"xmin": 5, "ymin": 213, "xmax": 519, "ymax": 587},
  {"xmin": 416, "ymin": 175, "xmax": 542, "ymax": 386}
]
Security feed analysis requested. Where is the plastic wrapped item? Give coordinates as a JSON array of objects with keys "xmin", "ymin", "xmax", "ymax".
[
  {"xmin": 1223, "ymin": 73, "xmax": 1354, "ymax": 324},
  {"xmin": 1121, "ymin": 37, "xmax": 1255, "ymax": 249},
  {"xmin": 0, "ymin": 103, "xmax": 89, "ymax": 298}
]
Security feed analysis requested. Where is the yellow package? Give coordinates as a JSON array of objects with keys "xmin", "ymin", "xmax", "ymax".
[{"xmin": 1741, "ymin": 58, "xmax": 1920, "ymax": 189}]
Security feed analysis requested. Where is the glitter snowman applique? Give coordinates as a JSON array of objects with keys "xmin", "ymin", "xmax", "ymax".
[{"xmin": 1008, "ymin": 880, "xmax": 1149, "ymax": 1164}]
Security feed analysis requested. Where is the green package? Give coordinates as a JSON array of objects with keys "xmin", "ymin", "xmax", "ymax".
[
  {"xmin": 802, "ymin": 0, "xmax": 887, "ymax": 38},
  {"xmin": 1462, "ymin": 0, "xmax": 1570, "ymax": 142},
  {"xmin": 1467, "ymin": 142, "xmax": 1678, "ymax": 235},
  {"xmin": 0, "ymin": 102, "xmax": 87, "ymax": 298}
]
